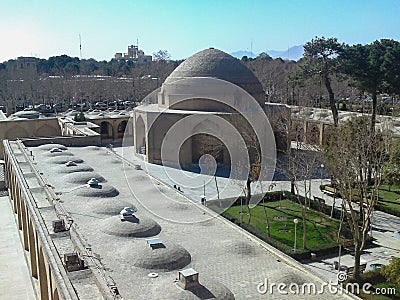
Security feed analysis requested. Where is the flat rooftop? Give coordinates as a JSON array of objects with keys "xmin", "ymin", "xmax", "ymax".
[
  {"xmin": 11, "ymin": 142, "xmax": 350, "ymax": 299},
  {"xmin": 291, "ymin": 106, "xmax": 400, "ymax": 136}
]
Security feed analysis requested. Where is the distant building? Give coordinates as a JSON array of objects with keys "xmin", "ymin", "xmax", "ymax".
[
  {"xmin": 12, "ymin": 57, "xmax": 38, "ymax": 79},
  {"xmin": 114, "ymin": 45, "xmax": 152, "ymax": 63}
]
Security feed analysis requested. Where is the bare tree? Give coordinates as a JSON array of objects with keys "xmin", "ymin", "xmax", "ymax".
[
  {"xmin": 197, "ymin": 115, "xmax": 264, "ymax": 225},
  {"xmin": 323, "ymin": 116, "xmax": 391, "ymax": 281},
  {"xmin": 272, "ymin": 106, "xmax": 322, "ymax": 250},
  {"xmin": 152, "ymin": 50, "xmax": 171, "ymax": 62}
]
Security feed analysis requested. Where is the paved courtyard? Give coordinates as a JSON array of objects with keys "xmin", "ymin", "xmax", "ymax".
[{"xmin": 114, "ymin": 145, "xmax": 400, "ymax": 284}]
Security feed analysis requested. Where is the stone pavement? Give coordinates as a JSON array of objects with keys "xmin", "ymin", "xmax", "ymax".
[{"xmin": 0, "ymin": 196, "xmax": 36, "ymax": 300}]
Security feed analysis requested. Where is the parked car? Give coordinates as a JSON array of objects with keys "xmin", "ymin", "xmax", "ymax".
[
  {"xmin": 94, "ymin": 102, "xmax": 107, "ymax": 110},
  {"xmin": 108, "ymin": 101, "xmax": 117, "ymax": 108},
  {"xmin": 53, "ymin": 103, "xmax": 63, "ymax": 110},
  {"xmin": 124, "ymin": 101, "xmax": 133, "ymax": 108}
]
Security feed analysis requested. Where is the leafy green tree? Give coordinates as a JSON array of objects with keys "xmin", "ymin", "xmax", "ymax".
[
  {"xmin": 383, "ymin": 141, "xmax": 400, "ymax": 190},
  {"xmin": 74, "ymin": 112, "xmax": 86, "ymax": 122},
  {"xmin": 340, "ymin": 39, "xmax": 400, "ymax": 130},
  {"xmin": 287, "ymin": 70, "xmax": 305, "ymax": 105},
  {"xmin": 64, "ymin": 62, "xmax": 80, "ymax": 76},
  {"xmin": 381, "ymin": 257, "xmax": 400, "ymax": 285},
  {"xmin": 381, "ymin": 40, "xmax": 400, "ymax": 96},
  {"xmin": 300, "ymin": 36, "xmax": 344, "ymax": 126}
]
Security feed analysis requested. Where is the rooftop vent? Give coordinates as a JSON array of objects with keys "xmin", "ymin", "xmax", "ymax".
[
  {"xmin": 65, "ymin": 160, "xmax": 78, "ymax": 167},
  {"xmin": 50, "ymin": 147, "xmax": 62, "ymax": 153},
  {"xmin": 110, "ymin": 285, "xmax": 120, "ymax": 296},
  {"xmin": 146, "ymin": 238, "xmax": 164, "ymax": 249},
  {"xmin": 52, "ymin": 219, "xmax": 66, "ymax": 233},
  {"xmin": 63, "ymin": 252, "xmax": 84, "ymax": 272},
  {"xmin": 87, "ymin": 177, "xmax": 100, "ymax": 187},
  {"xmin": 148, "ymin": 272, "xmax": 158, "ymax": 278},
  {"xmin": 119, "ymin": 207, "xmax": 137, "ymax": 220},
  {"xmin": 178, "ymin": 268, "xmax": 200, "ymax": 290}
]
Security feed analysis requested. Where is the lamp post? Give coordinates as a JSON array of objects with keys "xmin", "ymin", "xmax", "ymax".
[
  {"xmin": 293, "ymin": 218, "xmax": 299, "ymax": 253},
  {"xmin": 320, "ymin": 164, "xmax": 324, "ymax": 186}
]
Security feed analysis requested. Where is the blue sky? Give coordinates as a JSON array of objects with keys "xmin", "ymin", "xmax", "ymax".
[{"xmin": 1, "ymin": 0, "xmax": 399, "ymax": 62}]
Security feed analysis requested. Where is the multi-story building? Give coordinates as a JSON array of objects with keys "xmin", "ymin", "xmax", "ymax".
[{"xmin": 114, "ymin": 45, "xmax": 152, "ymax": 63}]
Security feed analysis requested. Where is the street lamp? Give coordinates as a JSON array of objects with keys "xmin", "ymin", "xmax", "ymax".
[
  {"xmin": 320, "ymin": 164, "xmax": 324, "ymax": 185},
  {"xmin": 293, "ymin": 218, "xmax": 299, "ymax": 253}
]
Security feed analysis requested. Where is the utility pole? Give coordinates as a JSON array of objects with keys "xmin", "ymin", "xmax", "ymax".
[
  {"xmin": 79, "ymin": 34, "xmax": 83, "ymax": 113},
  {"xmin": 79, "ymin": 34, "xmax": 82, "ymax": 59}
]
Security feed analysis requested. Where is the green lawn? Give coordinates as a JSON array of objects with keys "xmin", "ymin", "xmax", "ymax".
[
  {"xmin": 361, "ymin": 282, "xmax": 400, "ymax": 300},
  {"xmin": 226, "ymin": 199, "xmax": 342, "ymax": 251},
  {"xmin": 377, "ymin": 185, "xmax": 400, "ymax": 215}
]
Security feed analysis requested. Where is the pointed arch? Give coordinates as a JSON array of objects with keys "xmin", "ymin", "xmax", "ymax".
[
  {"xmin": 135, "ymin": 116, "xmax": 146, "ymax": 154},
  {"xmin": 5, "ymin": 125, "xmax": 29, "ymax": 139},
  {"xmin": 35, "ymin": 125, "xmax": 60, "ymax": 137}
]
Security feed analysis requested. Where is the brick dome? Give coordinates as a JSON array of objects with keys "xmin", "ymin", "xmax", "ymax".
[{"xmin": 163, "ymin": 48, "xmax": 265, "ymax": 107}]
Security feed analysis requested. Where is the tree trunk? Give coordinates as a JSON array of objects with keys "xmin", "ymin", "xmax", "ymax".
[
  {"xmin": 371, "ymin": 90, "xmax": 377, "ymax": 132},
  {"xmin": 214, "ymin": 176, "xmax": 220, "ymax": 205},
  {"xmin": 262, "ymin": 198, "xmax": 271, "ymax": 238},
  {"xmin": 323, "ymin": 75, "xmax": 339, "ymax": 127},
  {"xmin": 246, "ymin": 178, "xmax": 252, "ymax": 224},
  {"xmin": 353, "ymin": 240, "xmax": 361, "ymax": 282},
  {"xmin": 330, "ymin": 196, "xmax": 336, "ymax": 218},
  {"xmin": 291, "ymin": 180, "xmax": 295, "ymax": 194},
  {"xmin": 367, "ymin": 91, "xmax": 377, "ymax": 185},
  {"xmin": 302, "ymin": 207, "xmax": 307, "ymax": 249},
  {"xmin": 240, "ymin": 198, "xmax": 243, "ymax": 224}
]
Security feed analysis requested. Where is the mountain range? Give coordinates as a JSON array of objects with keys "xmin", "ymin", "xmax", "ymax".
[{"xmin": 230, "ymin": 45, "xmax": 304, "ymax": 61}]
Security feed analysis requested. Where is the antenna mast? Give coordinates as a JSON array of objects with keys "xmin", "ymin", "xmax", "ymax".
[
  {"xmin": 79, "ymin": 34, "xmax": 82, "ymax": 59},
  {"xmin": 78, "ymin": 34, "xmax": 83, "ymax": 112}
]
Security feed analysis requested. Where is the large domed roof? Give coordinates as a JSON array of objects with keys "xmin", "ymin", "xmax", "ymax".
[{"xmin": 164, "ymin": 48, "xmax": 265, "ymax": 105}]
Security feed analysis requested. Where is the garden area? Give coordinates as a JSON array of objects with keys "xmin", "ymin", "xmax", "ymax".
[
  {"xmin": 320, "ymin": 183, "xmax": 400, "ymax": 217},
  {"xmin": 375, "ymin": 185, "xmax": 400, "ymax": 217},
  {"xmin": 210, "ymin": 192, "xmax": 353, "ymax": 260}
]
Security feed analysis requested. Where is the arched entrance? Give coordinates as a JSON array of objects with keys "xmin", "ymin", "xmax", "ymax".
[
  {"xmin": 191, "ymin": 134, "xmax": 227, "ymax": 165},
  {"xmin": 117, "ymin": 120, "xmax": 128, "ymax": 138},
  {"xmin": 308, "ymin": 125, "xmax": 320, "ymax": 145},
  {"xmin": 5, "ymin": 126, "xmax": 29, "ymax": 139},
  {"xmin": 135, "ymin": 116, "xmax": 146, "ymax": 154},
  {"xmin": 100, "ymin": 121, "xmax": 113, "ymax": 139}
]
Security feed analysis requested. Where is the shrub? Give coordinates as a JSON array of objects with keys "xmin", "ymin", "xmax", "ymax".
[
  {"xmin": 381, "ymin": 257, "xmax": 400, "ymax": 285},
  {"xmin": 74, "ymin": 112, "xmax": 86, "ymax": 122}
]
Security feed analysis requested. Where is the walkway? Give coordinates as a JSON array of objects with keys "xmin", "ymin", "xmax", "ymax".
[{"xmin": 0, "ymin": 196, "xmax": 36, "ymax": 300}]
